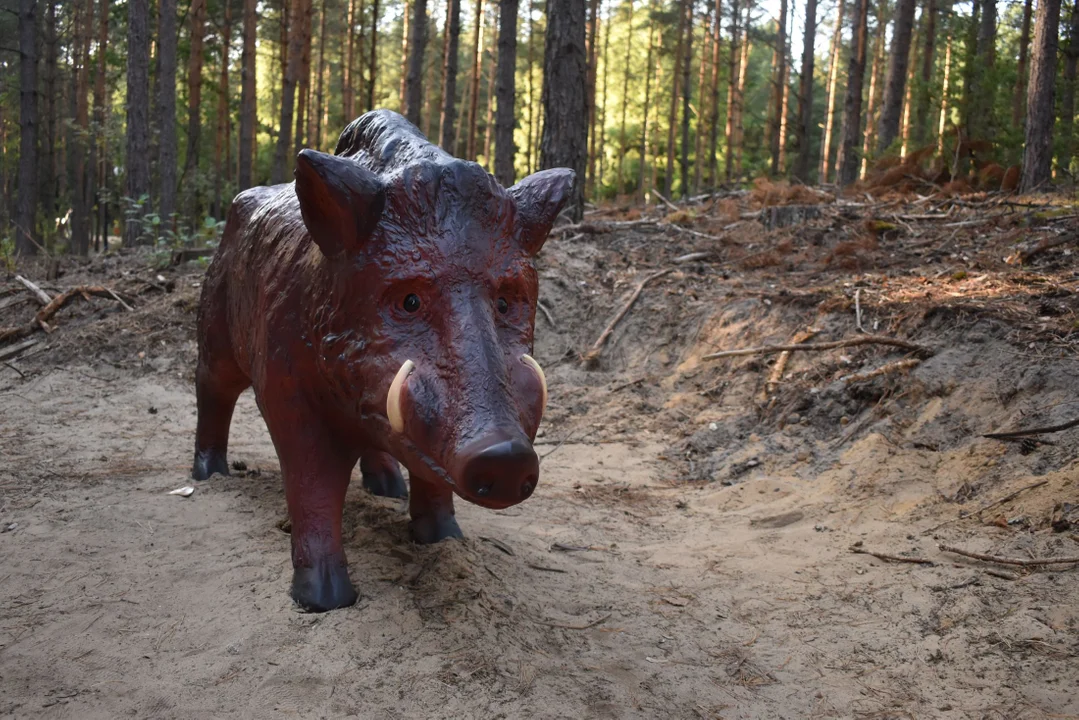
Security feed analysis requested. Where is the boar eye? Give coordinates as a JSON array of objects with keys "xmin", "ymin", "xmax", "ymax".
[
  {"xmin": 497, "ymin": 297, "xmax": 509, "ymax": 314},
  {"xmin": 403, "ymin": 294, "xmax": 421, "ymax": 313}
]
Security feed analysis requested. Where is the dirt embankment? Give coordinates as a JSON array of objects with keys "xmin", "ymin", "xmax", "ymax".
[{"xmin": 1, "ymin": 190, "xmax": 1077, "ymax": 719}]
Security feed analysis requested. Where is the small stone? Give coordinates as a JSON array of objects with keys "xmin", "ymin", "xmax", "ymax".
[
  {"xmin": 788, "ymin": 413, "xmax": 800, "ymax": 424},
  {"xmin": 709, "ymin": 422, "xmax": 718, "ymax": 431},
  {"xmin": 840, "ymin": 416, "xmax": 850, "ymax": 426},
  {"xmin": 796, "ymin": 451, "xmax": 810, "ymax": 462}
]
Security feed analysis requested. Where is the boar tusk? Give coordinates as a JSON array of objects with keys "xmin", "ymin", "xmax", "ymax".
[
  {"xmin": 386, "ymin": 359, "xmax": 415, "ymax": 434},
  {"xmin": 521, "ymin": 354, "xmax": 547, "ymax": 413}
]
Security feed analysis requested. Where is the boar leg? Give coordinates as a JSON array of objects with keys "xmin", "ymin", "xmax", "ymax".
[
  {"xmin": 192, "ymin": 357, "xmax": 250, "ymax": 481},
  {"xmin": 266, "ymin": 406, "xmax": 359, "ymax": 612},
  {"xmin": 360, "ymin": 451, "xmax": 408, "ymax": 498},
  {"xmin": 409, "ymin": 475, "xmax": 463, "ymax": 544}
]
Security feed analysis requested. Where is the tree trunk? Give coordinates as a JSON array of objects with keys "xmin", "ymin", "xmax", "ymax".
[
  {"xmin": 1020, "ymin": 0, "xmax": 1062, "ymax": 192},
  {"xmin": 1060, "ymin": 0, "xmax": 1079, "ymax": 170},
  {"xmin": 837, "ymin": 0, "xmax": 869, "ymax": 185},
  {"xmin": 344, "ymin": 0, "xmax": 357, "ymax": 119},
  {"xmin": 311, "ymin": 0, "xmax": 327, "ymax": 147},
  {"xmin": 41, "ymin": 0, "xmax": 57, "ymax": 245},
  {"xmin": 71, "ymin": 0, "xmax": 94, "ymax": 255},
  {"xmin": 679, "ymin": 0, "xmax": 694, "ymax": 197},
  {"xmin": 777, "ymin": 4, "xmax": 792, "ymax": 174},
  {"xmin": 214, "ymin": 1, "xmax": 233, "ymax": 218},
  {"xmin": 638, "ymin": 6, "xmax": 657, "ymax": 198},
  {"xmin": 693, "ymin": 0, "xmax": 713, "ymax": 193},
  {"xmin": 915, "ymin": 0, "xmax": 936, "ymax": 143},
  {"xmin": 819, "ymin": 0, "xmax": 845, "ymax": 182},
  {"xmin": 272, "ymin": 0, "xmax": 306, "ymax": 183},
  {"xmin": 466, "ymin": 0, "xmax": 485, "ymax": 158},
  {"xmin": 597, "ymin": 5, "xmax": 610, "ymax": 192},
  {"xmin": 155, "ymin": 0, "xmax": 177, "ymax": 234},
  {"xmin": 967, "ymin": 0, "xmax": 996, "ymax": 139},
  {"xmin": 439, "ymin": 0, "xmax": 462, "ymax": 149},
  {"xmin": 183, "ymin": 0, "xmax": 207, "ymax": 222},
  {"xmin": 1012, "ymin": 0, "xmax": 1033, "ymax": 127},
  {"xmin": 725, "ymin": 0, "xmax": 740, "ymax": 182},
  {"xmin": 92, "ymin": 0, "xmax": 109, "ymax": 251},
  {"xmin": 899, "ymin": 38, "xmax": 917, "ymax": 157},
  {"xmin": 586, "ymin": 0, "xmax": 601, "ymax": 197},
  {"xmin": 367, "ymin": 0, "xmax": 380, "ymax": 110},
  {"xmin": 540, "ymin": 0, "xmax": 588, "ymax": 220},
  {"xmin": 483, "ymin": 5, "xmax": 499, "ymax": 164},
  {"xmin": 793, "ymin": 0, "xmax": 816, "ymax": 182},
  {"xmin": 400, "ymin": 0, "xmax": 410, "ymax": 109},
  {"xmin": 734, "ymin": 0, "xmax": 751, "ymax": 177},
  {"xmin": 239, "ymin": 0, "xmax": 257, "ymax": 189},
  {"xmin": 664, "ymin": 0, "xmax": 688, "ymax": 197},
  {"xmin": 494, "ymin": 0, "xmax": 519, "ymax": 184},
  {"xmin": 404, "ymin": 0, "xmax": 427, "ymax": 125},
  {"xmin": 525, "ymin": 2, "xmax": 536, "ymax": 173},
  {"xmin": 861, "ymin": 1, "xmax": 887, "ymax": 178},
  {"xmin": 875, "ymin": 0, "xmax": 915, "ymax": 151},
  {"xmin": 770, "ymin": 0, "xmax": 788, "ymax": 175},
  {"xmin": 15, "ymin": 0, "xmax": 38, "ymax": 255},
  {"xmin": 706, "ymin": 0, "xmax": 723, "ymax": 189},
  {"xmin": 124, "ymin": 0, "xmax": 152, "ymax": 246},
  {"xmin": 617, "ymin": 0, "xmax": 634, "ymax": 197},
  {"xmin": 295, "ymin": 0, "xmax": 314, "ymax": 150},
  {"xmin": 936, "ymin": 32, "xmax": 951, "ymax": 155}
]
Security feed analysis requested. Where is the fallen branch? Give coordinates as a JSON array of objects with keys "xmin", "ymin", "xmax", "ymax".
[
  {"xmin": 1005, "ymin": 233, "xmax": 1078, "ymax": 265},
  {"xmin": 652, "ymin": 191, "xmax": 680, "ymax": 212},
  {"xmin": 765, "ymin": 329, "xmax": 816, "ymax": 396},
  {"xmin": 672, "ymin": 251, "xmax": 712, "ymax": 264},
  {"xmin": 0, "ymin": 286, "xmax": 135, "ymax": 343},
  {"xmin": 850, "ymin": 545, "xmax": 934, "ymax": 565},
  {"xmin": 840, "ymin": 358, "xmax": 923, "ymax": 384},
  {"xmin": 582, "ymin": 269, "xmax": 673, "ymax": 366},
  {"xmin": 939, "ymin": 544, "xmax": 1079, "ymax": 567},
  {"xmin": 0, "ymin": 337, "xmax": 40, "ymax": 362},
  {"xmin": 961, "ymin": 479, "xmax": 1049, "ymax": 517},
  {"xmin": 703, "ymin": 333, "xmax": 933, "ymax": 361},
  {"xmin": 536, "ymin": 300, "xmax": 557, "ymax": 329},
  {"xmin": 15, "ymin": 275, "xmax": 52, "ymax": 305},
  {"xmin": 983, "ymin": 416, "xmax": 1079, "ymax": 440}
]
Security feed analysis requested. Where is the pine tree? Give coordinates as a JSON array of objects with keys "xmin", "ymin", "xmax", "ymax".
[
  {"xmin": 1020, "ymin": 0, "xmax": 1062, "ymax": 191},
  {"xmin": 540, "ymin": 0, "xmax": 587, "ymax": 219}
]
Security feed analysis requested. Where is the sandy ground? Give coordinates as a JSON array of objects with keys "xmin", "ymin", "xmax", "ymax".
[{"xmin": 2, "ymin": 193, "xmax": 1079, "ymax": 718}]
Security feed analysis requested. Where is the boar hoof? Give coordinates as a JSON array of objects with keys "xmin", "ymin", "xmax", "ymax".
[
  {"xmin": 291, "ymin": 562, "xmax": 358, "ymax": 612},
  {"xmin": 192, "ymin": 449, "xmax": 230, "ymax": 481},
  {"xmin": 410, "ymin": 514, "xmax": 464, "ymax": 544},
  {"xmin": 361, "ymin": 464, "xmax": 408, "ymax": 499}
]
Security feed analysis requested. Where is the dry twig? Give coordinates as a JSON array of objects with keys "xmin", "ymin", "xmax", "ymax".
[
  {"xmin": 939, "ymin": 544, "xmax": 1079, "ymax": 567},
  {"xmin": 0, "ymin": 286, "xmax": 135, "ymax": 343},
  {"xmin": 984, "ymin": 417, "xmax": 1079, "ymax": 440},
  {"xmin": 764, "ymin": 329, "xmax": 816, "ymax": 396},
  {"xmin": 840, "ymin": 358, "xmax": 922, "ymax": 384},
  {"xmin": 961, "ymin": 479, "xmax": 1049, "ymax": 517},
  {"xmin": 850, "ymin": 545, "xmax": 934, "ymax": 565},
  {"xmin": 703, "ymin": 334, "xmax": 933, "ymax": 361},
  {"xmin": 582, "ymin": 269, "xmax": 673, "ymax": 366}
]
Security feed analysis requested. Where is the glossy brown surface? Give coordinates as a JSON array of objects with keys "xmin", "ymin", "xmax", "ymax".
[{"xmin": 192, "ymin": 110, "xmax": 573, "ymax": 611}]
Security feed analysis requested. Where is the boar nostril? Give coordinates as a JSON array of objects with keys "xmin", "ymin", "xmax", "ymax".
[
  {"xmin": 476, "ymin": 484, "xmax": 492, "ymax": 497},
  {"xmin": 520, "ymin": 481, "xmax": 535, "ymax": 499}
]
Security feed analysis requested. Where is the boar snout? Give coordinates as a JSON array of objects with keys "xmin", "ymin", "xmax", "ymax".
[{"xmin": 453, "ymin": 433, "xmax": 540, "ymax": 509}]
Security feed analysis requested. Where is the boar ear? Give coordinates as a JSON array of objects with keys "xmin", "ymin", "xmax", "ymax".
[
  {"xmin": 507, "ymin": 168, "xmax": 576, "ymax": 255},
  {"xmin": 295, "ymin": 149, "xmax": 385, "ymax": 256}
]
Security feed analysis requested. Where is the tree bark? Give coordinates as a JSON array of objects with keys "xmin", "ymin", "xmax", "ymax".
[
  {"xmin": 540, "ymin": 0, "xmax": 587, "ymax": 220},
  {"xmin": 1020, "ymin": 0, "xmax": 1062, "ymax": 192},
  {"xmin": 494, "ymin": 0, "xmax": 519, "ymax": 184},
  {"xmin": 597, "ymin": 5, "xmax": 610, "ymax": 192},
  {"xmin": 725, "ymin": 0, "xmax": 740, "ymax": 182},
  {"xmin": 693, "ymin": 0, "xmax": 713, "ymax": 193},
  {"xmin": 638, "ymin": 5, "xmax": 658, "ymax": 198},
  {"xmin": 272, "ymin": 0, "xmax": 307, "ymax": 183},
  {"xmin": 124, "ymin": 0, "xmax": 152, "ymax": 246},
  {"xmin": 734, "ymin": 0, "xmax": 751, "ymax": 176},
  {"xmin": 1012, "ymin": 0, "xmax": 1033, "ymax": 127},
  {"xmin": 214, "ymin": 1, "xmax": 233, "ymax": 218},
  {"xmin": 819, "ymin": 0, "xmax": 845, "ymax": 182},
  {"xmin": 770, "ymin": 0, "xmax": 788, "ymax": 175},
  {"xmin": 664, "ymin": 0, "xmax": 688, "ymax": 197},
  {"xmin": 915, "ymin": 0, "xmax": 936, "ymax": 143},
  {"xmin": 899, "ymin": 38, "xmax": 916, "ymax": 156},
  {"xmin": 617, "ymin": 0, "xmax": 635, "ymax": 196},
  {"xmin": 15, "ymin": 0, "xmax": 38, "ymax": 255},
  {"xmin": 585, "ymin": 0, "xmax": 601, "ymax": 197},
  {"xmin": 679, "ymin": 0, "xmax": 694, "ymax": 197},
  {"xmin": 440, "ymin": 0, "xmax": 462, "ymax": 149},
  {"xmin": 183, "ymin": 0, "xmax": 207, "ymax": 221},
  {"xmin": 71, "ymin": 0, "xmax": 94, "ymax": 255},
  {"xmin": 861, "ymin": 0, "xmax": 887, "ymax": 178},
  {"xmin": 239, "ymin": 0, "xmax": 258, "ymax": 189},
  {"xmin": 295, "ymin": 0, "xmax": 314, "ymax": 150},
  {"xmin": 311, "ymin": 0, "xmax": 327, "ymax": 147},
  {"xmin": 466, "ymin": 0, "xmax": 486, "ymax": 158},
  {"xmin": 405, "ymin": 0, "xmax": 428, "ymax": 125},
  {"xmin": 525, "ymin": 2, "xmax": 536, "ymax": 173},
  {"xmin": 777, "ymin": 5, "xmax": 792, "ymax": 173},
  {"xmin": 156, "ymin": 0, "xmax": 177, "ymax": 234},
  {"xmin": 41, "ymin": 0, "xmax": 57, "ymax": 244},
  {"xmin": 837, "ymin": 0, "xmax": 869, "ymax": 185},
  {"xmin": 793, "ymin": 0, "xmax": 816, "ymax": 182},
  {"xmin": 483, "ymin": 6, "xmax": 499, "ymax": 164},
  {"xmin": 968, "ymin": 0, "xmax": 996, "ymax": 139},
  {"xmin": 936, "ymin": 32, "xmax": 951, "ymax": 155},
  {"xmin": 344, "ymin": 0, "xmax": 357, "ymax": 120},
  {"xmin": 875, "ymin": 0, "xmax": 915, "ymax": 151},
  {"xmin": 92, "ymin": 0, "xmax": 109, "ymax": 250},
  {"xmin": 1060, "ymin": 0, "xmax": 1079, "ymax": 171},
  {"xmin": 400, "ymin": 0, "xmax": 410, "ymax": 109},
  {"xmin": 706, "ymin": 0, "xmax": 723, "ymax": 189},
  {"xmin": 367, "ymin": 0, "xmax": 380, "ymax": 110}
]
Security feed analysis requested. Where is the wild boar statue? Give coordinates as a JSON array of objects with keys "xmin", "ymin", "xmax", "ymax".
[{"xmin": 191, "ymin": 110, "xmax": 573, "ymax": 612}]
